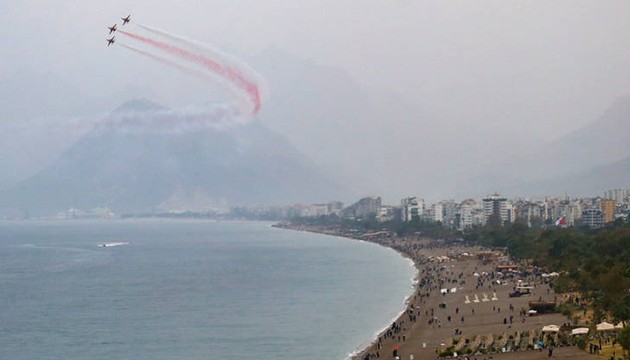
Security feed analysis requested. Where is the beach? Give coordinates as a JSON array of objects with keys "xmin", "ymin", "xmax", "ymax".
[{"xmin": 276, "ymin": 224, "xmax": 599, "ymax": 360}]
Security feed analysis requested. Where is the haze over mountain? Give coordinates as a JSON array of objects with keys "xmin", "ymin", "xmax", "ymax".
[
  {"xmin": 255, "ymin": 48, "xmax": 537, "ymax": 200},
  {"xmin": 2, "ymin": 2, "xmax": 630, "ymax": 203},
  {"xmin": 0, "ymin": 100, "xmax": 345, "ymax": 215},
  {"xmin": 0, "ymin": 48, "xmax": 537, "ymax": 203},
  {"xmin": 457, "ymin": 96, "xmax": 630, "ymax": 198}
]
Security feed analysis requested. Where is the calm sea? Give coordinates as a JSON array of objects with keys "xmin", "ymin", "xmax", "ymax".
[{"xmin": 0, "ymin": 220, "xmax": 415, "ymax": 359}]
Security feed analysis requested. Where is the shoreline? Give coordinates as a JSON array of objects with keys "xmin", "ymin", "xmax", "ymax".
[
  {"xmin": 345, "ymin": 240, "xmax": 419, "ymax": 360},
  {"xmin": 271, "ymin": 224, "xmax": 420, "ymax": 360},
  {"xmin": 274, "ymin": 223, "xmax": 598, "ymax": 360},
  {"xmin": 273, "ymin": 223, "xmax": 429, "ymax": 359}
]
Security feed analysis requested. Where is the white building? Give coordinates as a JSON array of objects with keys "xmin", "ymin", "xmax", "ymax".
[
  {"xmin": 401, "ymin": 197, "xmax": 424, "ymax": 222},
  {"xmin": 377, "ymin": 205, "xmax": 395, "ymax": 222},
  {"xmin": 432, "ymin": 203, "xmax": 444, "ymax": 223},
  {"xmin": 458, "ymin": 199, "xmax": 481, "ymax": 229},
  {"xmin": 482, "ymin": 194, "xmax": 512, "ymax": 225},
  {"xmin": 604, "ymin": 189, "xmax": 630, "ymax": 205}
]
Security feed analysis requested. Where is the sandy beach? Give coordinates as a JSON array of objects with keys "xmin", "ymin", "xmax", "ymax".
[{"xmin": 277, "ymin": 224, "xmax": 600, "ymax": 360}]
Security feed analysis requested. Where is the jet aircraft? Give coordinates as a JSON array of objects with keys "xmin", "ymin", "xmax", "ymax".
[
  {"xmin": 121, "ymin": 15, "xmax": 131, "ymax": 25},
  {"xmin": 108, "ymin": 24, "xmax": 117, "ymax": 34},
  {"xmin": 106, "ymin": 37, "xmax": 115, "ymax": 47}
]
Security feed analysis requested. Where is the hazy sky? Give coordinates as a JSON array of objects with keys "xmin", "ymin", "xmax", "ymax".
[{"xmin": 1, "ymin": 1, "xmax": 629, "ymax": 202}]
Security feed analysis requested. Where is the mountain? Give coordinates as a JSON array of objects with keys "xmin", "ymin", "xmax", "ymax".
[
  {"xmin": 457, "ymin": 96, "xmax": 630, "ymax": 198},
  {"xmin": 502, "ymin": 155, "xmax": 630, "ymax": 197},
  {"xmin": 253, "ymin": 48, "xmax": 544, "ymax": 201},
  {"xmin": 0, "ymin": 99, "xmax": 344, "ymax": 216},
  {"xmin": 253, "ymin": 49, "xmax": 447, "ymax": 199}
]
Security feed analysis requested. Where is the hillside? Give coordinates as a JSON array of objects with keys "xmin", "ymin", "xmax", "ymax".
[
  {"xmin": 457, "ymin": 96, "xmax": 630, "ymax": 197},
  {"xmin": 0, "ymin": 100, "xmax": 344, "ymax": 215}
]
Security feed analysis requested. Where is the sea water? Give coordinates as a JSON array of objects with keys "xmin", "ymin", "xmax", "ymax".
[{"xmin": 0, "ymin": 220, "xmax": 415, "ymax": 359}]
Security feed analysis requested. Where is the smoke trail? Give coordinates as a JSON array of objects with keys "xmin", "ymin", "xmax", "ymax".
[
  {"xmin": 118, "ymin": 43, "xmax": 251, "ymax": 110},
  {"xmin": 134, "ymin": 22, "xmax": 269, "ymax": 102},
  {"xmin": 120, "ymin": 43, "xmax": 210, "ymax": 80},
  {"xmin": 118, "ymin": 30, "xmax": 261, "ymax": 114}
]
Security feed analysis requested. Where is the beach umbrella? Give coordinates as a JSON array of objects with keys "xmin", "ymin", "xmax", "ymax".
[
  {"xmin": 542, "ymin": 325, "xmax": 560, "ymax": 333},
  {"xmin": 615, "ymin": 322, "xmax": 625, "ymax": 330},
  {"xmin": 596, "ymin": 322, "xmax": 615, "ymax": 331},
  {"xmin": 571, "ymin": 327, "xmax": 589, "ymax": 336}
]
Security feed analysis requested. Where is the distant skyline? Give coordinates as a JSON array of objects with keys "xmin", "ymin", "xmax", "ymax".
[{"xmin": 1, "ymin": 1, "xmax": 630, "ymax": 203}]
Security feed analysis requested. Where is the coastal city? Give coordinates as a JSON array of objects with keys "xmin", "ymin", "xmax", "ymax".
[
  {"xmin": 229, "ymin": 188, "xmax": 630, "ymax": 230},
  {"xmin": 43, "ymin": 188, "xmax": 630, "ymax": 230},
  {"xmin": 286, "ymin": 189, "xmax": 630, "ymax": 230},
  {"xmin": 271, "ymin": 189, "xmax": 630, "ymax": 360},
  {"xmin": 2, "ymin": 3, "xmax": 630, "ymax": 360}
]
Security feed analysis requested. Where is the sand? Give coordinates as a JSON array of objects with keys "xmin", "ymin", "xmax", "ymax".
[
  {"xmin": 276, "ymin": 225, "xmax": 600, "ymax": 360},
  {"xmin": 356, "ymin": 237, "xmax": 599, "ymax": 360}
]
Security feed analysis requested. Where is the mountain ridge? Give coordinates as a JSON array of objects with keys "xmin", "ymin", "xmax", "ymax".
[
  {"xmin": 0, "ymin": 100, "xmax": 345, "ymax": 216},
  {"xmin": 456, "ymin": 95, "xmax": 630, "ymax": 198}
]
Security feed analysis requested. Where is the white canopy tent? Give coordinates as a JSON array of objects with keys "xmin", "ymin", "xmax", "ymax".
[
  {"xmin": 570, "ymin": 327, "xmax": 589, "ymax": 336},
  {"xmin": 596, "ymin": 322, "xmax": 615, "ymax": 331},
  {"xmin": 542, "ymin": 325, "xmax": 560, "ymax": 333}
]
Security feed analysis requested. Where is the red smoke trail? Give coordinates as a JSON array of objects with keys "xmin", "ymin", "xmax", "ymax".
[
  {"xmin": 119, "ymin": 30, "xmax": 261, "ymax": 113},
  {"xmin": 119, "ymin": 43, "xmax": 250, "ymax": 107},
  {"xmin": 134, "ymin": 22, "xmax": 268, "ymax": 102}
]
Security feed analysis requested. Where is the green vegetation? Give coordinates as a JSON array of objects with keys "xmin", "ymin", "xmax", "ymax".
[
  {"xmin": 618, "ymin": 326, "xmax": 630, "ymax": 360},
  {"xmin": 291, "ymin": 214, "xmax": 630, "ymax": 355},
  {"xmin": 463, "ymin": 218, "xmax": 630, "ymax": 327},
  {"xmin": 291, "ymin": 214, "xmax": 460, "ymax": 238},
  {"xmin": 464, "ymin": 217, "xmax": 630, "ymax": 356}
]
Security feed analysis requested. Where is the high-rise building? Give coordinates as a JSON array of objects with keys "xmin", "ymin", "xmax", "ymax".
[
  {"xmin": 401, "ymin": 197, "xmax": 424, "ymax": 222},
  {"xmin": 581, "ymin": 208, "xmax": 604, "ymax": 229},
  {"xmin": 604, "ymin": 189, "xmax": 630, "ymax": 205},
  {"xmin": 353, "ymin": 196, "xmax": 382, "ymax": 218},
  {"xmin": 440, "ymin": 200, "xmax": 459, "ymax": 228},
  {"xmin": 600, "ymin": 199, "xmax": 616, "ymax": 224},
  {"xmin": 482, "ymin": 194, "xmax": 510, "ymax": 225},
  {"xmin": 432, "ymin": 203, "xmax": 444, "ymax": 223},
  {"xmin": 377, "ymin": 205, "xmax": 395, "ymax": 222},
  {"xmin": 458, "ymin": 199, "xmax": 480, "ymax": 229}
]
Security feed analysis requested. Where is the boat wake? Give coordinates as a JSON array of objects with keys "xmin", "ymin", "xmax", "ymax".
[{"xmin": 98, "ymin": 242, "xmax": 129, "ymax": 248}]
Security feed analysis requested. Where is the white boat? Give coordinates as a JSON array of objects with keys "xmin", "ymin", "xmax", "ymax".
[{"xmin": 98, "ymin": 242, "xmax": 128, "ymax": 248}]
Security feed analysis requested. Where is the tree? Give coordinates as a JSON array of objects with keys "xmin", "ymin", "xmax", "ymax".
[
  {"xmin": 618, "ymin": 325, "xmax": 630, "ymax": 360},
  {"xmin": 612, "ymin": 295, "xmax": 630, "ymax": 326}
]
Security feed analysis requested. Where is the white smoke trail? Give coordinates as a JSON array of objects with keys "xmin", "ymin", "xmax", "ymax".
[
  {"xmin": 118, "ymin": 29, "xmax": 261, "ymax": 116},
  {"xmin": 98, "ymin": 102, "xmax": 247, "ymax": 135},
  {"xmin": 134, "ymin": 22, "xmax": 269, "ymax": 104},
  {"xmin": 118, "ymin": 42, "xmax": 252, "ymax": 118}
]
